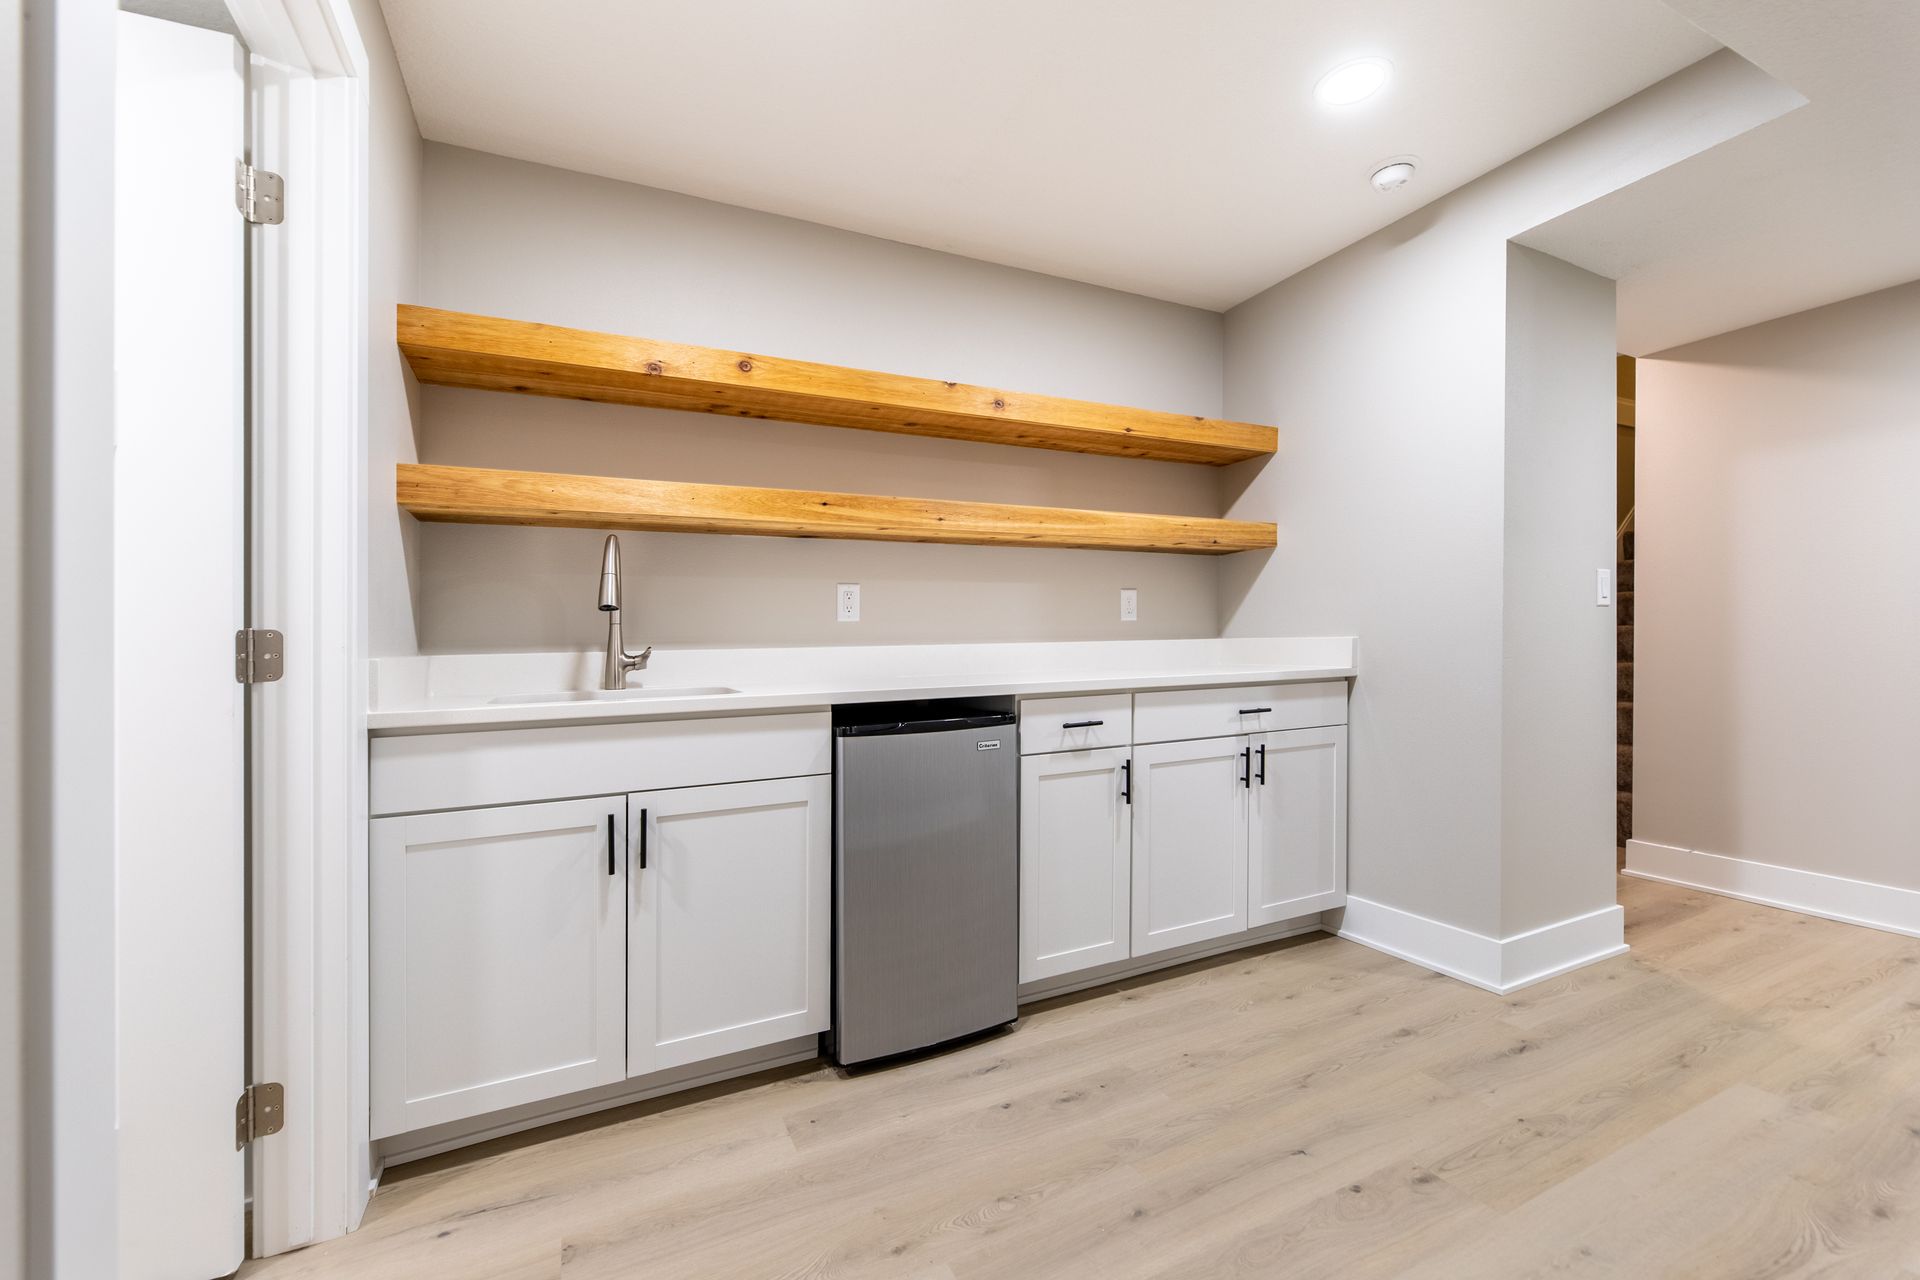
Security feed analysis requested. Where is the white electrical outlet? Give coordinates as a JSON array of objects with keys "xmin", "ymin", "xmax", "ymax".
[
  {"xmin": 1596, "ymin": 568, "xmax": 1613, "ymax": 607},
  {"xmin": 1120, "ymin": 588, "xmax": 1138, "ymax": 622},
  {"xmin": 836, "ymin": 583, "xmax": 860, "ymax": 622}
]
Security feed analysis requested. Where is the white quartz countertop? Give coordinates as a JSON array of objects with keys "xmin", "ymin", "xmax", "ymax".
[{"xmin": 367, "ymin": 637, "xmax": 1358, "ymax": 733}]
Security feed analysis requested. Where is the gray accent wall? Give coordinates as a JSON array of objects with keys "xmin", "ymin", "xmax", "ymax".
[
  {"xmin": 1215, "ymin": 56, "xmax": 1776, "ymax": 942},
  {"xmin": 1, "ymin": 0, "xmax": 23, "ymax": 1273},
  {"xmin": 392, "ymin": 145, "xmax": 1228, "ymax": 654},
  {"xmin": 358, "ymin": 0, "xmax": 426, "ymax": 658},
  {"xmin": 1501, "ymin": 244, "xmax": 1619, "ymax": 937}
]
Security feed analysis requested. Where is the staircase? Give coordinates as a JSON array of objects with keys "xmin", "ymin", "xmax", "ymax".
[{"xmin": 1616, "ymin": 527, "xmax": 1634, "ymax": 849}]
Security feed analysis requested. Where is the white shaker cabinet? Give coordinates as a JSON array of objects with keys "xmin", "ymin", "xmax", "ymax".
[
  {"xmin": 1248, "ymin": 726, "xmax": 1348, "ymax": 925},
  {"xmin": 371, "ymin": 797, "xmax": 628, "ymax": 1138},
  {"xmin": 1018, "ymin": 746, "xmax": 1132, "ymax": 982},
  {"xmin": 628, "ymin": 774, "xmax": 832, "ymax": 1076},
  {"xmin": 1130, "ymin": 736, "xmax": 1251, "ymax": 956}
]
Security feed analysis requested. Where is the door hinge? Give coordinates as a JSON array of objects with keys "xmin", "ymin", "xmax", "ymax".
[
  {"xmin": 235, "ymin": 629, "xmax": 285, "ymax": 684},
  {"xmin": 235, "ymin": 160, "xmax": 285, "ymax": 225},
  {"xmin": 236, "ymin": 1082, "xmax": 285, "ymax": 1149}
]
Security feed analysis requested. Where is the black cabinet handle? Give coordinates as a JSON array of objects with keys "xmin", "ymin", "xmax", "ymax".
[
  {"xmin": 1238, "ymin": 707, "xmax": 1272, "ymax": 716},
  {"xmin": 637, "ymin": 807, "xmax": 649, "ymax": 870},
  {"xmin": 607, "ymin": 814, "xmax": 616, "ymax": 876},
  {"xmin": 1239, "ymin": 746, "xmax": 1251, "ymax": 788},
  {"xmin": 1257, "ymin": 743, "xmax": 1267, "ymax": 785},
  {"xmin": 1120, "ymin": 759, "xmax": 1131, "ymax": 805},
  {"xmin": 1061, "ymin": 719, "xmax": 1105, "ymax": 729}
]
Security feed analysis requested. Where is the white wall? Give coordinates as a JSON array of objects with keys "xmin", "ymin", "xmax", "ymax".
[
  {"xmin": 400, "ymin": 145, "xmax": 1227, "ymax": 653},
  {"xmin": 1220, "ymin": 51, "xmax": 1784, "ymax": 942},
  {"xmin": 1634, "ymin": 280, "xmax": 1920, "ymax": 892},
  {"xmin": 355, "ymin": 0, "xmax": 424, "ymax": 657}
]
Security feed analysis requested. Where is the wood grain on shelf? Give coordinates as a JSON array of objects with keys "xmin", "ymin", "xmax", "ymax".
[
  {"xmin": 396, "ymin": 463, "xmax": 1277, "ymax": 555},
  {"xmin": 398, "ymin": 305, "xmax": 1277, "ymax": 465}
]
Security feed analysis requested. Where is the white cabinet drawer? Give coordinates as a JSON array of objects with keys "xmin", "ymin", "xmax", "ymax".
[
  {"xmin": 370, "ymin": 712, "xmax": 832, "ymax": 816},
  {"xmin": 1019, "ymin": 694, "xmax": 1132, "ymax": 755},
  {"xmin": 1132, "ymin": 681, "xmax": 1346, "ymax": 745}
]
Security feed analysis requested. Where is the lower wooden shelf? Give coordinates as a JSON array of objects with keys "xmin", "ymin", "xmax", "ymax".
[{"xmin": 397, "ymin": 464, "xmax": 1276, "ymax": 555}]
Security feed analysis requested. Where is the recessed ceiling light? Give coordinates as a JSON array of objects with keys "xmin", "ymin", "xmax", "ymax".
[
  {"xmin": 1315, "ymin": 57, "xmax": 1392, "ymax": 107},
  {"xmin": 1370, "ymin": 159, "xmax": 1417, "ymax": 192}
]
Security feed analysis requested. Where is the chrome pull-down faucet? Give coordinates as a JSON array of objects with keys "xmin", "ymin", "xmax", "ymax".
[{"xmin": 597, "ymin": 534, "xmax": 652, "ymax": 690}]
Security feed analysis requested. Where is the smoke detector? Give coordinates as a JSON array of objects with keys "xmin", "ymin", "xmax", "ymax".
[{"xmin": 1370, "ymin": 158, "xmax": 1418, "ymax": 192}]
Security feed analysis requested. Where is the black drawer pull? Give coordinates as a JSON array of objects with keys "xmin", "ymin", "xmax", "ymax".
[
  {"xmin": 1061, "ymin": 719, "xmax": 1105, "ymax": 729},
  {"xmin": 1238, "ymin": 707, "xmax": 1272, "ymax": 715}
]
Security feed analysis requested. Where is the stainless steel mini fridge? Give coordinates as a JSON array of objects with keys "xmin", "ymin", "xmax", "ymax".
[{"xmin": 829, "ymin": 699, "xmax": 1019, "ymax": 1067}]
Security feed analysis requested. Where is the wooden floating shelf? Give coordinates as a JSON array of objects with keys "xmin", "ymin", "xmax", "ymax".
[
  {"xmin": 398, "ymin": 305, "xmax": 1276, "ymax": 466},
  {"xmin": 397, "ymin": 464, "xmax": 1277, "ymax": 556}
]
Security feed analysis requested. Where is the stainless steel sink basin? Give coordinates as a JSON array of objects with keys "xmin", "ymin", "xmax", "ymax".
[{"xmin": 489, "ymin": 686, "xmax": 739, "ymax": 706}]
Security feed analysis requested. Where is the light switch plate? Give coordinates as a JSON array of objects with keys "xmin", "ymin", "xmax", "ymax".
[
  {"xmin": 836, "ymin": 583, "xmax": 860, "ymax": 622},
  {"xmin": 1120, "ymin": 588, "xmax": 1138, "ymax": 622},
  {"xmin": 1596, "ymin": 568, "xmax": 1613, "ymax": 607}
]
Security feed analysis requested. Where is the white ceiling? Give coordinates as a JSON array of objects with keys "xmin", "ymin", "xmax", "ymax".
[
  {"xmin": 1520, "ymin": 0, "xmax": 1920, "ymax": 354},
  {"xmin": 380, "ymin": 0, "xmax": 1718, "ymax": 310}
]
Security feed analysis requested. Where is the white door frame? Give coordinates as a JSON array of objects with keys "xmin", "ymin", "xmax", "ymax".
[
  {"xmin": 19, "ymin": 2, "xmax": 123, "ymax": 1275},
  {"xmin": 225, "ymin": 0, "xmax": 372, "ymax": 1256}
]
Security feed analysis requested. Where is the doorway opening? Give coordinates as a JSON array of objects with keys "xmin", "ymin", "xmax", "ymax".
[{"xmin": 1616, "ymin": 354, "xmax": 1636, "ymax": 867}]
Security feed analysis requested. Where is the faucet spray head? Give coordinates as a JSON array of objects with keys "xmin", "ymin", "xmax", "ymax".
[{"xmin": 597, "ymin": 534, "xmax": 622, "ymax": 612}]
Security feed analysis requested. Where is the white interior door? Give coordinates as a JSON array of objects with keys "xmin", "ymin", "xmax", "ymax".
[{"xmin": 112, "ymin": 11, "xmax": 247, "ymax": 1278}]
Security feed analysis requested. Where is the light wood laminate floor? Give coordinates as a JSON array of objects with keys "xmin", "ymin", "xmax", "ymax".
[{"xmin": 240, "ymin": 877, "xmax": 1920, "ymax": 1279}]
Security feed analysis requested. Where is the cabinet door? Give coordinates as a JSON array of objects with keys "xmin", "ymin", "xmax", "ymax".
[
  {"xmin": 1020, "ymin": 747, "xmax": 1131, "ymax": 983},
  {"xmin": 1248, "ymin": 726, "xmax": 1348, "ymax": 925},
  {"xmin": 1131, "ymin": 737, "xmax": 1249, "ymax": 956},
  {"xmin": 371, "ymin": 797, "xmax": 627, "ymax": 1139},
  {"xmin": 630, "ymin": 774, "xmax": 831, "ymax": 1076}
]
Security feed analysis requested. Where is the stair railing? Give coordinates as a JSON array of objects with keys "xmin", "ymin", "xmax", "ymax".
[{"xmin": 1616, "ymin": 506, "xmax": 1635, "ymax": 565}]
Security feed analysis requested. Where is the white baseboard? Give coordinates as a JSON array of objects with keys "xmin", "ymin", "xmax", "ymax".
[
  {"xmin": 1336, "ymin": 896, "xmax": 1627, "ymax": 994},
  {"xmin": 1625, "ymin": 839, "xmax": 1920, "ymax": 939}
]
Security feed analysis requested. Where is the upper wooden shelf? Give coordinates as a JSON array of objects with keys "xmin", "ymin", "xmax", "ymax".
[
  {"xmin": 398, "ymin": 305, "xmax": 1277, "ymax": 466},
  {"xmin": 397, "ymin": 464, "xmax": 1276, "ymax": 556}
]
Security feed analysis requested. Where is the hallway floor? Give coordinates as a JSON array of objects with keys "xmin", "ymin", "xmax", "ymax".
[{"xmin": 240, "ymin": 877, "xmax": 1920, "ymax": 1278}]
